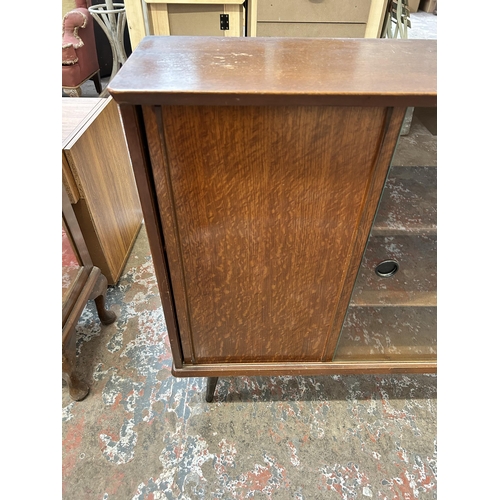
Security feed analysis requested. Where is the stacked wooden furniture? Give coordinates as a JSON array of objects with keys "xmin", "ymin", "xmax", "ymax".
[
  {"xmin": 123, "ymin": 0, "xmax": 389, "ymax": 49},
  {"xmin": 62, "ymin": 96, "xmax": 143, "ymax": 285},
  {"xmin": 123, "ymin": 0, "xmax": 258, "ymax": 49},
  {"xmin": 108, "ymin": 36, "xmax": 437, "ymax": 401}
]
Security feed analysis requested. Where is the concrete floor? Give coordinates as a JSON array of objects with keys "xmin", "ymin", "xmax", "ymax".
[{"xmin": 63, "ymin": 11, "xmax": 437, "ymax": 500}]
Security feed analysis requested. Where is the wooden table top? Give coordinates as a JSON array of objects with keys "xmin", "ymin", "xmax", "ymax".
[
  {"xmin": 108, "ymin": 36, "xmax": 437, "ymax": 107},
  {"xmin": 62, "ymin": 97, "xmax": 105, "ymax": 145}
]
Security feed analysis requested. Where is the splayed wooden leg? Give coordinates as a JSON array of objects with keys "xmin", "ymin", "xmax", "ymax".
[{"xmin": 206, "ymin": 377, "xmax": 219, "ymax": 402}]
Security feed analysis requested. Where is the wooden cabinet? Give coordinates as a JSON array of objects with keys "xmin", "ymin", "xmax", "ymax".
[
  {"xmin": 124, "ymin": 0, "xmax": 258, "ymax": 50},
  {"xmin": 62, "ymin": 96, "xmax": 143, "ymax": 285},
  {"xmin": 256, "ymin": 0, "xmax": 389, "ymax": 38},
  {"xmin": 108, "ymin": 36, "xmax": 437, "ymax": 400}
]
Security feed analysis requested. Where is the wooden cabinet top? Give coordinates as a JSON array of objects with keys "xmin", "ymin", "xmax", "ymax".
[{"xmin": 108, "ymin": 36, "xmax": 436, "ymax": 107}]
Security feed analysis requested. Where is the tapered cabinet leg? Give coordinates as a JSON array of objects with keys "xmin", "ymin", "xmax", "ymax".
[{"xmin": 206, "ymin": 377, "xmax": 219, "ymax": 402}]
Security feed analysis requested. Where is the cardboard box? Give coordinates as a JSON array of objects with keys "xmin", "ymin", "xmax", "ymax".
[
  {"xmin": 408, "ymin": 0, "xmax": 420, "ymax": 13},
  {"xmin": 419, "ymin": 0, "xmax": 437, "ymax": 13}
]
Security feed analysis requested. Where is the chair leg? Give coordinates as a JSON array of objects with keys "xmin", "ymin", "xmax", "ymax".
[
  {"xmin": 206, "ymin": 377, "xmax": 219, "ymax": 402},
  {"xmin": 91, "ymin": 71, "xmax": 102, "ymax": 95},
  {"xmin": 62, "ymin": 331, "xmax": 90, "ymax": 401},
  {"xmin": 89, "ymin": 271, "xmax": 117, "ymax": 326}
]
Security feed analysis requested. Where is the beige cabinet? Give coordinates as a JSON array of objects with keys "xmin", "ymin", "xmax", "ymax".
[
  {"xmin": 124, "ymin": 0, "xmax": 258, "ymax": 50},
  {"xmin": 256, "ymin": 0, "xmax": 389, "ymax": 38}
]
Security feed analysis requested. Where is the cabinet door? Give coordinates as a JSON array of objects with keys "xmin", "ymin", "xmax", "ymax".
[
  {"xmin": 257, "ymin": 0, "xmax": 371, "ymax": 23},
  {"xmin": 143, "ymin": 104, "xmax": 405, "ymax": 364}
]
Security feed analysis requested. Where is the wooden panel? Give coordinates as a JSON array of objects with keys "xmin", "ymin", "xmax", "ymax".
[
  {"xmin": 118, "ymin": 104, "xmax": 186, "ymax": 369},
  {"xmin": 145, "ymin": 104, "xmax": 393, "ymax": 363},
  {"xmin": 172, "ymin": 360, "xmax": 437, "ymax": 377},
  {"xmin": 62, "ymin": 98, "xmax": 102, "ymax": 145},
  {"xmin": 124, "ymin": 0, "xmax": 148, "ymax": 49},
  {"xmin": 246, "ymin": 0, "xmax": 257, "ymax": 36},
  {"xmin": 223, "ymin": 4, "xmax": 244, "ymax": 37},
  {"xmin": 257, "ymin": 22, "xmax": 367, "ymax": 38},
  {"xmin": 165, "ymin": 4, "xmax": 243, "ymax": 36},
  {"xmin": 257, "ymin": 0, "xmax": 371, "ymax": 23},
  {"xmin": 365, "ymin": 0, "xmax": 389, "ymax": 37},
  {"xmin": 64, "ymin": 98, "xmax": 143, "ymax": 283},
  {"xmin": 108, "ymin": 37, "xmax": 437, "ymax": 108},
  {"xmin": 149, "ymin": 4, "xmax": 171, "ymax": 35},
  {"xmin": 62, "ymin": 154, "xmax": 80, "ymax": 204}
]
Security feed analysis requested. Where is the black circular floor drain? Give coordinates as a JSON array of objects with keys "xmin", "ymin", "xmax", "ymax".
[{"xmin": 375, "ymin": 260, "xmax": 399, "ymax": 277}]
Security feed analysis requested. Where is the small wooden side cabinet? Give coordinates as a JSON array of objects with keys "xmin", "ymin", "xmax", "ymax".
[
  {"xmin": 108, "ymin": 36, "xmax": 437, "ymax": 401},
  {"xmin": 63, "ymin": 186, "xmax": 117, "ymax": 401},
  {"xmin": 62, "ymin": 96, "xmax": 143, "ymax": 285}
]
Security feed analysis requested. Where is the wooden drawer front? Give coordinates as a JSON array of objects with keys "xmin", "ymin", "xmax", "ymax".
[
  {"xmin": 257, "ymin": 0, "xmax": 371, "ymax": 23},
  {"xmin": 257, "ymin": 22, "xmax": 366, "ymax": 38}
]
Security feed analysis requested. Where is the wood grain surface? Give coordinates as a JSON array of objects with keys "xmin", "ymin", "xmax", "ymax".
[
  {"xmin": 63, "ymin": 98, "xmax": 143, "ymax": 283},
  {"xmin": 108, "ymin": 37, "xmax": 437, "ymax": 108},
  {"xmin": 111, "ymin": 36, "xmax": 437, "ymax": 376},
  {"xmin": 144, "ymin": 104, "xmax": 399, "ymax": 363}
]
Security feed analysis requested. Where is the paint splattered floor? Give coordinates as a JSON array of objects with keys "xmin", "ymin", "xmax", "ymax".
[{"xmin": 62, "ymin": 110, "xmax": 437, "ymax": 499}]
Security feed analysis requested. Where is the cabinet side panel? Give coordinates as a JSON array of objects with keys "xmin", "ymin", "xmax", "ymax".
[
  {"xmin": 117, "ymin": 104, "xmax": 186, "ymax": 369},
  {"xmin": 142, "ymin": 105, "xmax": 196, "ymax": 363},
  {"xmin": 155, "ymin": 105, "xmax": 389, "ymax": 363},
  {"xmin": 65, "ymin": 99, "xmax": 143, "ymax": 282}
]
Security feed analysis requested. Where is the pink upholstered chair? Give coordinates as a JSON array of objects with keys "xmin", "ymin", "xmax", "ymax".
[{"xmin": 62, "ymin": 0, "xmax": 102, "ymax": 97}]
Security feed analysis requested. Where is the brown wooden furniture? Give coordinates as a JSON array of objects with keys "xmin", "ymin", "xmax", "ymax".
[
  {"xmin": 63, "ymin": 186, "xmax": 116, "ymax": 401},
  {"xmin": 108, "ymin": 36, "xmax": 437, "ymax": 401},
  {"xmin": 62, "ymin": 96, "xmax": 143, "ymax": 285}
]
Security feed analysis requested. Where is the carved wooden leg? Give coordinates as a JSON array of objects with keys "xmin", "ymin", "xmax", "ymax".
[
  {"xmin": 90, "ymin": 272, "xmax": 117, "ymax": 326},
  {"xmin": 91, "ymin": 71, "xmax": 102, "ymax": 94},
  {"xmin": 62, "ymin": 334, "xmax": 89, "ymax": 401},
  {"xmin": 63, "ymin": 86, "xmax": 82, "ymax": 97},
  {"xmin": 206, "ymin": 377, "xmax": 219, "ymax": 402}
]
